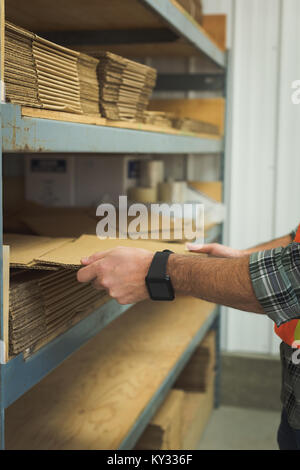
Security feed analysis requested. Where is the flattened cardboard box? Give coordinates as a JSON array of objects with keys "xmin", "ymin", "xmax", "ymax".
[
  {"xmin": 3, "ymin": 233, "xmax": 72, "ymax": 268},
  {"xmin": 36, "ymin": 234, "xmax": 193, "ymax": 268}
]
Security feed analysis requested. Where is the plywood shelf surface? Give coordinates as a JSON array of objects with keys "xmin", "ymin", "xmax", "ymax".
[{"xmin": 6, "ymin": 297, "xmax": 216, "ymax": 450}]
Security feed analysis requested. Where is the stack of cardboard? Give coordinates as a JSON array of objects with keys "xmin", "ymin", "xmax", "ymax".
[
  {"xmin": 78, "ymin": 53, "xmax": 100, "ymax": 115},
  {"xmin": 5, "ymin": 232, "xmax": 194, "ymax": 356},
  {"xmin": 32, "ymin": 36, "xmax": 82, "ymax": 113},
  {"xmin": 173, "ymin": 116, "xmax": 219, "ymax": 135},
  {"xmin": 143, "ymin": 111, "xmax": 175, "ymax": 129},
  {"xmin": 10, "ymin": 268, "xmax": 108, "ymax": 355},
  {"xmin": 4, "ymin": 22, "xmax": 159, "ymax": 121},
  {"xmin": 5, "ymin": 233, "xmax": 109, "ymax": 355},
  {"xmin": 5, "ymin": 21, "xmax": 82, "ymax": 113},
  {"xmin": 4, "ymin": 22, "xmax": 40, "ymax": 107},
  {"xmin": 97, "ymin": 52, "xmax": 157, "ymax": 121},
  {"xmin": 143, "ymin": 110, "xmax": 219, "ymax": 135}
]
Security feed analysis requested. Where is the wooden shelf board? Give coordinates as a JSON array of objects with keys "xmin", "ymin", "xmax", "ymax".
[
  {"xmin": 5, "ymin": 0, "xmax": 164, "ymax": 32},
  {"xmin": 6, "ymin": 297, "xmax": 215, "ymax": 450}
]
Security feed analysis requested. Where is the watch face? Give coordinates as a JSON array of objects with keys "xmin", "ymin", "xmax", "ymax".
[{"xmin": 146, "ymin": 277, "xmax": 175, "ymax": 301}]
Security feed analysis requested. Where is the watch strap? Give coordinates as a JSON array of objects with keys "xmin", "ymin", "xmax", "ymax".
[{"xmin": 147, "ymin": 250, "xmax": 173, "ymax": 279}]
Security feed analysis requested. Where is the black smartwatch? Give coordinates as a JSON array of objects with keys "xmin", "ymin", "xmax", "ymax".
[{"xmin": 145, "ymin": 250, "xmax": 175, "ymax": 301}]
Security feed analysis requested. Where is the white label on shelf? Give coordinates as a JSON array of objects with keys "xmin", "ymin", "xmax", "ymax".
[{"xmin": 0, "ymin": 340, "xmax": 6, "ymax": 364}]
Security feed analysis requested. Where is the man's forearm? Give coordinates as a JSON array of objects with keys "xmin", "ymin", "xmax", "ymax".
[
  {"xmin": 243, "ymin": 233, "xmax": 293, "ymax": 255},
  {"xmin": 167, "ymin": 254, "xmax": 265, "ymax": 314}
]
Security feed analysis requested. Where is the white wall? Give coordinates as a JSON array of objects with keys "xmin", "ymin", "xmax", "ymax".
[
  {"xmin": 271, "ymin": 0, "xmax": 300, "ymax": 353},
  {"xmin": 207, "ymin": 0, "xmax": 300, "ymax": 354}
]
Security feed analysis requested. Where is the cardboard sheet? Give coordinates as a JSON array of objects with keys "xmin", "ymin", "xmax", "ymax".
[
  {"xmin": 4, "ymin": 233, "xmax": 72, "ymax": 267},
  {"xmin": 36, "ymin": 234, "xmax": 191, "ymax": 268}
]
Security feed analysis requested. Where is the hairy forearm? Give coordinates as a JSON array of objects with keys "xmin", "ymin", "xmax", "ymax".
[
  {"xmin": 167, "ymin": 254, "xmax": 265, "ymax": 314},
  {"xmin": 243, "ymin": 234, "xmax": 293, "ymax": 255}
]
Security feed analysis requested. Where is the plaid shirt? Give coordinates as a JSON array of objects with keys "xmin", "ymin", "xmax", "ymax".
[{"xmin": 249, "ymin": 228, "xmax": 300, "ymax": 429}]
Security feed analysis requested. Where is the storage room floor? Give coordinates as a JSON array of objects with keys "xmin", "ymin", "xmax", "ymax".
[{"xmin": 198, "ymin": 406, "xmax": 280, "ymax": 450}]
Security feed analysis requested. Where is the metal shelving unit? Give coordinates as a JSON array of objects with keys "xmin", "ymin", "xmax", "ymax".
[
  {"xmin": 142, "ymin": 0, "xmax": 225, "ymax": 68},
  {"xmin": 0, "ymin": 0, "xmax": 227, "ymax": 450}
]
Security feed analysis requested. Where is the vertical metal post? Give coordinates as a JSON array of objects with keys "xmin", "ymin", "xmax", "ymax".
[
  {"xmin": 220, "ymin": 47, "xmax": 234, "ymax": 354},
  {"xmin": 0, "ymin": 99, "xmax": 5, "ymax": 452},
  {"xmin": 0, "ymin": 0, "xmax": 5, "ymax": 450},
  {"xmin": 0, "ymin": 104, "xmax": 5, "ymax": 452},
  {"xmin": 213, "ymin": 308, "xmax": 222, "ymax": 408},
  {"xmin": 211, "ymin": 50, "xmax": 230, "ymax": 409}
]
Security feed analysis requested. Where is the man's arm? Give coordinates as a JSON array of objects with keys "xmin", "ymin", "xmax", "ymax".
[
  {"xmin": 186, "ymin": 232, "xmax": 294, "ymax": 258},
  {"xmin": 77, "ymin": 246, "xmax": 263, "ymax": 312},
  {"xmin": 77, "ymin": 230, "xmax": 300, "ymax": 325},
  {"xmin": 167, "ymin": 254, "xmax": 264, "ymax": 313}
]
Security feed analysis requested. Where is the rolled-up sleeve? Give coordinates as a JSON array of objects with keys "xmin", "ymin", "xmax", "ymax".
[{"xmin": 249, "ymin": 243, "xmax": 300, "ymax": 326}]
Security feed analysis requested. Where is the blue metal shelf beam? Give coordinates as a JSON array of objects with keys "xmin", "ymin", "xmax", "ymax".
[
  {"xmin": 142, "ymin": 0, "xmax": 226, "ymax": 68},
  {"xmin": 1, "ymin": 104, "xmax": 223, "ymax": 154},
  {"xmin": 2, "ymin": 300, "xmax": 132, "ymax": 409}
]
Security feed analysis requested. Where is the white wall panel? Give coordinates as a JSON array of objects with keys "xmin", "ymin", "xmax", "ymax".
[
  {"xmin": 224, "ymin": 0, "xmax": 281, "ymax": 353},
  {"xmin": 270, "ymin": 0, "xmax": 300, "ymax": 354},
  {"xmin": 273, "ymin": 0, "xmax": 300, "ymax": 237}
]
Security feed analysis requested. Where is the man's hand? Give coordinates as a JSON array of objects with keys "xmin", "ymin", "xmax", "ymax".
[
  {"xmin": 77, "ymin": 246, "xmax": 154, "ymax": 305},
  {"xmin": 186, "ymin": 242, "xmax": 245, "ymax": 258}
]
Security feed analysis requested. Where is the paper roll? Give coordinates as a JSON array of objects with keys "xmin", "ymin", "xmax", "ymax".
[
  {"xmin": 158, "ymin": 181, "xmax": 187, "ymax": 203},
  {"xmin": 127, "ymin": 186, "xmax": 157, "ymax": 203},
  {"xmin": 140, "ymin": 160, "xmax": 164, "ymax": 188}
]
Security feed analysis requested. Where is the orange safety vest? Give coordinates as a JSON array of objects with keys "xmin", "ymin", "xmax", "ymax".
[{"xmin": 274, "ymin": 225, "xmax": 300, "ymax": 348}]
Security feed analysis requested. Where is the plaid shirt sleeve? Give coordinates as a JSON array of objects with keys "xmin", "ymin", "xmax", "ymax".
[{"xmin": 249, "ymin": 241, "xmax": 300, "ymax": 327}]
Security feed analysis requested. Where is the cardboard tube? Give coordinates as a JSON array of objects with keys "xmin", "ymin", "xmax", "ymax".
[
  {"xmin": 158, "ymin": 181, "xmax": 187, "ymax": 203},
  {"xmin": 140, "ymin": 160, "xmax": 164, "ymax": 188}
]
